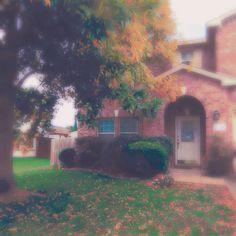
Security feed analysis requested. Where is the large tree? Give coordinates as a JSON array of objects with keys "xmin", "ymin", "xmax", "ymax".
[{"xmin": 0, "ymin": 0, "xmax": 178, "ymax": 194}]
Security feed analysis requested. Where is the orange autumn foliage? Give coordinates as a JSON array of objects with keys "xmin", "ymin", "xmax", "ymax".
[
  {"xmin": 43, "ymin": 0, "xmax": 179, "ymax": 103},
  {"xmin": 43, "ymin": 0, "xmax": 51, "ymax": 6},
  {"xmin": 93, "ymin": 0, "xmax": 179, "ymax": 102}
]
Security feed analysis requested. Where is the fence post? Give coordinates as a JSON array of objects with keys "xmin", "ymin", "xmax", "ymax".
[{"xmin": 50, "ymin": 138, "xmax": 75, "ymax": 168}]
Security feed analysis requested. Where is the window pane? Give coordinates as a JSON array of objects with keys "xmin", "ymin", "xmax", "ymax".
[
  {"xmin": 181, "ymin": 51, "xmax": 193, "ymax": 64},
  {"xmin": 181, "ymin": 120, "xmax": 194, "ymax": 142},
  {"xmin": 98, "ymin": 119, "xmax": 114, "ymax": 133},
  {"xmin": 120, "ymin": 118, "xmax": 138, "ymax": 133}
]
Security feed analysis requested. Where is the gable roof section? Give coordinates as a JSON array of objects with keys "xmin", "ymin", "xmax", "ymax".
[
  {"xmin": 157, "ymin": 64, "xmax": 236, "ymax": 87},
  {"xmin": 207, "ymin": 8, "xmax": 236, "ymax": 27},
  {"xmin": 178, "ymin": 39, "xmax": 207, "ymax": 46}
]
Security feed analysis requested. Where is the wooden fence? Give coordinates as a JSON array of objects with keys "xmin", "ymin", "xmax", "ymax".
[{"xmin": 50, "ymin": 138, "xmax": 75, "ymax": 167}]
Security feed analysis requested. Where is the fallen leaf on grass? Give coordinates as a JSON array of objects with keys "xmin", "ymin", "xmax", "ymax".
[
  {"xmin": 114, "ymin": 222, "xmax": 122, "ymax": 230},
  {"xmin": 8, "ymin": 227, "xmax": 17, "ymax": 233},
  {"xmin": 127, "ymin": 197, "xmax": 135, "ymax": 201},
  {"xmin": 53, "ymin": 213, "xmax": 59, "ymax": 219}
]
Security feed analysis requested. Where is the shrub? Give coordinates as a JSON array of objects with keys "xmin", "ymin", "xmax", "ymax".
[
  {"xmin": 59, "ymin": 148, "xmax": 76, "ymax": 168},
  {"xmin": 206, "ymin": 136, "xmax": 234, "ymax": 176},
  {"xmin": 107, "ymin": 135, "xmax": 142, "ymax": 146},
  {"xmin": 143, "ymin": 136, "xmax": 173, "ymax": 155},
  {"xmin": 75, "ymin": 135, "xmax": 172, "ymax": 178},
  {"xmin": 75, "ymin": 137, "xmax": 108, "ymax": 168},
  {"xmin": 45, "ymin": 191, "xmax": 70, "ymax": 214},
  {"xmin": 125, "ymin": 141, "xmax": 169, "ymax": 172}
]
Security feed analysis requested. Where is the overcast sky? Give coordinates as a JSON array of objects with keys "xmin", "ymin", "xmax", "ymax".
[
  {"xmin": 26, "ymin": 0, "xmax": 236, "ymax": 127},
  {"xmin": 171, "ymin": 0, "xmax": 236, "ymax": 39}
]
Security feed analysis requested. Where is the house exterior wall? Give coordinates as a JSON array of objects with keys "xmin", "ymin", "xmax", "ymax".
[
  {"xmin": 77, "ymin": 69, "xmax": 236, "ymax": 166},
  {"xmin": 141, "ymin": 71, "xmax": 236, "ymax": 164},
  {"xmin": 178, "ymin": 14, "xmax": 236, "ymax": 76},
  {"xmin": 177, "ymin": 42, "xmax": 217, "ymax": 72},
  {"xmin": 215, "ymin": 16, "xmax": 236, "ymax": 77},
  {"xmin": 177, "ymin": 44, "xmax": 204, "ymax": 68},
  {"xmin": 173, "ymin": 71, "xmax": 233, "ymax": 144},
  {"xmin": 77, "ymin": 123, "xmax": 97, "ymax": 137}
]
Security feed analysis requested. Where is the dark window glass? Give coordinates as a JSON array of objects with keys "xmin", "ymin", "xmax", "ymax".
[
  {"xmin": 98, "ymin": 119, "xmax": 114, "ymax": 134},
  {"xmin": 181, "ymin": 51, "xmax": 193, "ymax": 64},
  {"xmin": 181, "ymin": 120, "xmax": 194, "ymax": 142},
  {"xmin": 120, "ymin": 118, "xmax": 138, "ymax": 134}
]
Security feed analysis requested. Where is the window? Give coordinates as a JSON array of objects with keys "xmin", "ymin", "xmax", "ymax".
[
  {"xmin": 181, "ymin": 51, "xmax": 193, "ymax": 64},
  {"xmin": 120, "ymin": 118, "xmax": 138, "ymax": 135},
  {"xmin": 181, "ymin": 120, "xmax": 195, "ymax": 142},
  {"xmin": 98, "ymin": 119, "xmax": 115, "ymax": 136}
]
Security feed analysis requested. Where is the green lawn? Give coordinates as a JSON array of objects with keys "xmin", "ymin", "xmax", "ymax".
[
  {"xmin": 0, "ymin": 158, "xmax": 235, "ymax": 235},
  {"xmin": 13, "ymin": 157, "xmax": 50, "ymax": 175}
]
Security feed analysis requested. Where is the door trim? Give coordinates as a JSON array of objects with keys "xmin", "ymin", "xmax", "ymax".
[{"xmin": 175, "ymin": 116, "xmax": 201, "ymax": 166}]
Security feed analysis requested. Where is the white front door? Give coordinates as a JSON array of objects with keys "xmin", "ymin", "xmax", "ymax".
[{"xmin": 175, "ymin": 116, "xmax": 201, "ymax": 165}]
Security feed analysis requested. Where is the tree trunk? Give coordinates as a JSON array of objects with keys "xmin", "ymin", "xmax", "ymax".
[
  {"xmin": 0, "ymin": 87, "xmax": 15, "ymax": 193},
  {"xmin": 0, "ymin": 48, "xmax": 17, "ymax": 194},
  {"xmin": 0, "ymin": 51, "xmax": 17, "ymax": 195},
  {"xmin": 0, "ymin": 1, "xmax": 18, "ymax": 194}
]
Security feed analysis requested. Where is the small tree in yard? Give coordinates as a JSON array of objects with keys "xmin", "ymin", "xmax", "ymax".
[{"xmin": 0, "ymin": 0, "xmax": 179, "ymax": 194}]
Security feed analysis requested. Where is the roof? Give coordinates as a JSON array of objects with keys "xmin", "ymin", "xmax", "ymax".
[
  {"xmin": 178, "ymin": 39, "xmax": 207, "ymax": 46},
  {"xmin": 49, "ymin": 126, "xmax": 70, "ymax": 136},
  {"xmin": 207, "ymin": 8, "xmax": 236, "ymax": 27},
  {"xmin": 157, "ymin": 64, "xmax": 236, "ymax": 87}
]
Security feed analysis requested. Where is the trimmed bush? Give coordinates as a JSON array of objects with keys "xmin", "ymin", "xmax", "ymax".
[
  {"xmin": 143, "ymin": 136, "xmax": 173, "ymax": 155},
  {"xmin": 125, "ymin": 141, "xmax": 169, "ymax": 172},
  {"xmin": 59, "ymin": 148, "xmax": 76, "ymax": 168},
  {"xmin": 206, "ymin": 136, "xmax": 234, "ymax": 176},
  {"xmin": 75, "ymin": 135, "xmax": 172, "ymax": 178},
  {"xmin": 75, "ymin": 137, "xmax": 108, "ymax": 168}
]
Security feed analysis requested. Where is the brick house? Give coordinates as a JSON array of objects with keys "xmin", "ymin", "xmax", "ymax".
[{"xmin": 78, "ymin": 10, "xmax": 236, "ymax": 167}]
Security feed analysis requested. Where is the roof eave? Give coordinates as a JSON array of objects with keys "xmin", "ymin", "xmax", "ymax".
[{"xmin": 157, "ymin": 64, "xmax": 236, "ymax": 87}]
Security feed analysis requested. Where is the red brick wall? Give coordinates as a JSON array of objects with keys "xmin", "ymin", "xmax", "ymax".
[
  {"xmin": 98, "ymin": 100, "xmax": 131, "ymax": 118},
  {"xmin": 173, "ymin": 71, "xmax": 233, "ymax": 144},
  {"xmin": 215, "ymin": 15, "xmax": 236, "ymax": 77},
  {"xmin": 177, "ymin": 42, "xmax": 216, "ymax": 72},
  {"xmin": 77, "ymin": 100, "xmax": 134, "ymax": 137},
  {"xmin": 201, "ymin": 45, "xmax": 216, "ymax": 71},
  {"xmin": 77, "ymin": 124, "xmax": 97, "ymax": 137}
]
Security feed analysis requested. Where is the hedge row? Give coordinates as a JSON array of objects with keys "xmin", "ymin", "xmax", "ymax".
[{"xmin": 59, "ymin": 135, "xmax": 173, "ymax": 178}]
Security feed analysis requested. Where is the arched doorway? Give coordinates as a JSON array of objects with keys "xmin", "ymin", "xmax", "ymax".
[{"xmin": 164, "ymin": 96, "xmax": 206, "ymax": 166}]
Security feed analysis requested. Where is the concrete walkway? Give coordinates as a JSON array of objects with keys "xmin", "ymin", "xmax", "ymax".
[
  {"xmin": 169, "ymin": 168, "xmax": 236, "ymax": 200},
  {"xmin": 225, "ymin": 174, "xmax": 236, "ymax": 201}
]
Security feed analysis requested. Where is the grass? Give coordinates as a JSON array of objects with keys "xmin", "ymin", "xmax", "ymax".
[
  {"xmin": 0, "ymin": 158, "xmax": 235, "ymax": 235},
  {"xmin": 13, "ymin": 157, "xmax": 50, "ymax": 175}
]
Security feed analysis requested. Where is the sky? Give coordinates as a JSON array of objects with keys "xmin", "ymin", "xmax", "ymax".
[
  {"xmin": 171, "ymin": 0, "xmax": 236, "ymax": 39},
  {"xmin": 25, "ymin": 0, "xmax": 236, "ymax": 127}
]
